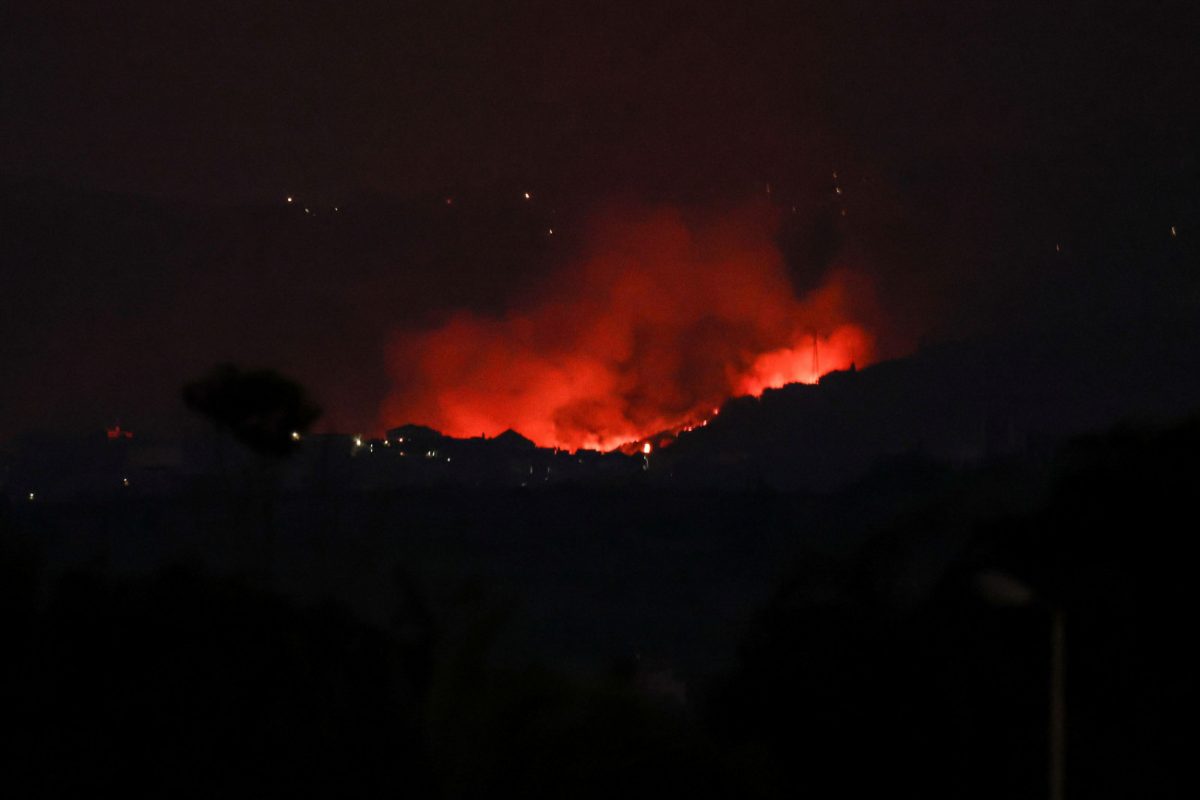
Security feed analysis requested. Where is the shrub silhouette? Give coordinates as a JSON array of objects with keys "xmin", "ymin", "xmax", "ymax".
[{"xmin": 183, "ymin": 364, "xmax": 320, "ymax": 458}]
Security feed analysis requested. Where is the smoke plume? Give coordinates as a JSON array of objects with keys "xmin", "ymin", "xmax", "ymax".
[{"xmin": 382, "ymin": 204, "xmax": 880, "ymax": 450}]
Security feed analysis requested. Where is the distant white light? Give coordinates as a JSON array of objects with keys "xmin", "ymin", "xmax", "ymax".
[
  {"xmin": 523, "ymin": 191, "xmax": 531, "ymax": 200},
  {"xmin": 28, "ymin": 492, "xmax": 36, "ymax": 502},
  {"xmin": 290, "ymin": 431, "xmax": 301, "ymax": 441},
  {"xmin": 1170, "ymin": 225, "xmax": 1177, "ymax": 237},
  {"xmin": 286, "ymin": 196, "xmax": 294, "ymax": 203},
  {"xmin": 122, "ymin": 477, "xmax": 130, "ymax": 487},
  {"xmin": 642, "ymin": 442, "xmax": 652, "ymax": 455},
  {"xmin": 353, "ymin": 436, "xmax": 363, "ymax": 448},
  {"xmin": 547, "ymin": 228, "xmax": 554, "ymax": 236}
]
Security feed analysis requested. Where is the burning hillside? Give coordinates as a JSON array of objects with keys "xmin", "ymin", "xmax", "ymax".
[{"xmin": 382, "ymin": 204, "xmax": 880, "ymax": 451}]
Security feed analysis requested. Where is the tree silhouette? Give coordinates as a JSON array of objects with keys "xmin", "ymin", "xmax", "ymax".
[{"xmin": 183, "ymin": 364, "xmax": 320, "ymax": 458}]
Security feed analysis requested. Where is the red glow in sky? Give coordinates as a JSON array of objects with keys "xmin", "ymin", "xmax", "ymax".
[{"xmin": 382, "ymin": 205, "xmax": 878, "ymax": 451}]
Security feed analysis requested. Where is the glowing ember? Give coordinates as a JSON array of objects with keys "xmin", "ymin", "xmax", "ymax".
[{"xmin": 382, "ymin": 204, "xmax": 879, "ymax": 451}]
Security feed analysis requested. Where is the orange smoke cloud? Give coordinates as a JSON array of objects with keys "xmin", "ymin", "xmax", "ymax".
[{"xmin": 382, "ymin": 204, "xmax": 878, "ymax": 450}]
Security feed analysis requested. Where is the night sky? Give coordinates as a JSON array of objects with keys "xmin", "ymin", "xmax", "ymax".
[{"xmin": 1, "ymin": 1, "xmax": 1196, "ymax": 440}]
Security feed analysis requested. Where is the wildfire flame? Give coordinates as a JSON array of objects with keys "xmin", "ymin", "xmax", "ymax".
[{"xmin": 382, "ymin": 204, "xmax": 878, "ymax": 451}]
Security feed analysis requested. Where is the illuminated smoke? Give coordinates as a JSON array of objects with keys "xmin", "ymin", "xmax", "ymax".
[{"xmin": 382, "ymin": 204, "xmax": 879, "ymax": 451}]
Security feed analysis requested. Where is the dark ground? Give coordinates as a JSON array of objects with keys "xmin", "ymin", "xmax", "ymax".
[{"xmin": 2, "ymin": 411, "xmax": 1196, "ymax": 798}]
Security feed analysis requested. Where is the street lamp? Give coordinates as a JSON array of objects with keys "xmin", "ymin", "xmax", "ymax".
[{"xmin": 974, "ymin": 570, "xmax": 1065, "ymax": 800}]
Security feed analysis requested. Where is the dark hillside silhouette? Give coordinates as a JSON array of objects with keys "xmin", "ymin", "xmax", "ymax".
[
  {"xmin": 3, "ymin": 412, "xmax": 1197, "ymax": 797},
  {"xmin": 708, "ymin": 413, "xmax": 1200, "ymax": 798}
]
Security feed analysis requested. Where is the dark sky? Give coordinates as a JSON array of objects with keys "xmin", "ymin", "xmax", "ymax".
[
  {"xmin": 4, "ymin": 1, "xmax": 1192, "ymax": 193},
  {"xmin": 4, "ymin": 1, "xmax": 1192, "ymax": 201},
  {"xmin": 1, "ymin": 1, "xmax": 1196, "ymax": 438}
]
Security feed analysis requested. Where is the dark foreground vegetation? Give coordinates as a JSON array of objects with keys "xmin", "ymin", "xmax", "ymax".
[{"xmin": 2, "ymin": 413, "xmax": 1196, "ymax": 798}]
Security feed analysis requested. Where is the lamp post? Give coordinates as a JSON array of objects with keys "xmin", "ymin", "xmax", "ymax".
[
  {"xmin": 1049, "ymin": 605, "xmax": 1065, "ymax": 800},
  {"xmin": 974, "ymin": 570, "xmax": 1064, "ymax": 800}
]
